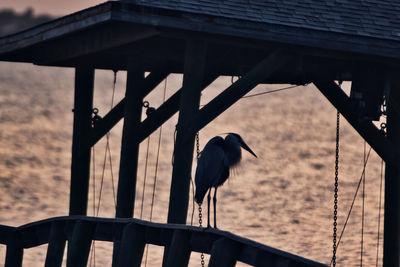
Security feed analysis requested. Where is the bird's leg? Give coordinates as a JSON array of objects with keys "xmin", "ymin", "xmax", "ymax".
[
  {"xmin": 213, "ymin": 187, "xmax": 218, "ymax": 229},
  {"xmin": 207, "ymin": 189, "xmax": 211, "ymax": 228}
]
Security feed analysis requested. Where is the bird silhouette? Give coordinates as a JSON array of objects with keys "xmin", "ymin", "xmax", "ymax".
[{"xmin": 194, "ymin": 133, "xmax": 257, "ymax": 228}]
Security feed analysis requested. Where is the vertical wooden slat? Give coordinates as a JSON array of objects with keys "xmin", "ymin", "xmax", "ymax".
[
  {"xmin": 112, "ymin": 58, "xmax": 145, "ymax": 266},
  {"xmin": 66, "ymin": 220, "xmax": 95, "ymax": 267},
  {"xmin": 167, "ymin": 40, "xmax": 207, "ymax": 224},
  {"xmin": 115, "ymin": 58, "xmax": 145, "ymax": 219},
  {"xmin": 45, "ymin": 221, "xmax": 66, "ymax": 267},
  {"xmin": 383, "ymin": 82, "xmax": 400, "ymax": 267},
  {"xmin": 208, "ymin": 237, "xmax": 239, "ymax": 267},
  {"xmin": 115, "ymin": 223, "xmax": 146, "ymax": 267},
  {"xmin": 69, "ymin": 66, "xmax": 95, "ymax": 215},
  {"xmin": 5, "ymin": 232, "xmax": 23, "ymax": 267},
  {"xmin": 163, "ymin": 230, "xmax": 191, "ymax": 267}
]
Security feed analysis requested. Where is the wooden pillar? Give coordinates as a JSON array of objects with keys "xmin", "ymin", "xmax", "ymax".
[
  {"xmin": 112, "ymin": 58, "xmax": 144, "ymax": 266},
  {"xmin": 167, "ymin": 40, "xmax": 207, "ymax": 224},
  {"xmin": 164, "ymin": 230, "xmax": 191, "ymax": 267},
  {"xmin": 115, "ymin": 58, "xmax": 144, "ymax": 218},
  {"xmin": 45, "ymin": 221, "xmax": 66, "ymax": 267},
  {"xmin": 208, "ymin": 238, "xmax": 239, "ymax": 267},
  {"xmin": 114, "ymin": 223, "xmax": 146, "ymax": 267},
  {"xmin": 383, "ymin": 82, "xmax": 400, "ymax": 266},
  {"xmin": 5, "ymin": 232, "xmax": 23, "ymax": 267},
  {"xmin": 66, "ymin": 221, "xmax": 94, "ymax": 267},
  {"xmin": 69, "ymin": 66, "xmax": 94, "ymax": 215}
]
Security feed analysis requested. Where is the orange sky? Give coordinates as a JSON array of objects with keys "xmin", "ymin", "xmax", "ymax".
[{"xmin": 2, "ymin": 0, "xmax": 106, "ymax": 16}]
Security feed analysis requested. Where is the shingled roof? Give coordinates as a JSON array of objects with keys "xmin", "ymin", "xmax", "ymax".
[
  {"xmin": 124, "ymin": 0, "xmax": 400, "ymax": 42},
  {"xmin": 0, "ymin": 0, "xmax": 400, "ymax": 68}
]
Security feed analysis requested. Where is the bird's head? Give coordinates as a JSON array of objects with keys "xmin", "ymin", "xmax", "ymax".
[{"xmin": 225, "ymin": 133, "xmax": 257, "ymax": 158}]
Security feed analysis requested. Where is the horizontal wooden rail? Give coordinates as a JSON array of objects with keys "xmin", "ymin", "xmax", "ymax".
[{"xmin": 0, "ymin": 216, "xmax": 327, "ymax": 267}]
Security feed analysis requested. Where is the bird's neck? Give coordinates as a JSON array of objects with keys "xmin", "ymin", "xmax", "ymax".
[{"xmin": 225, "ymin": 143, "xmax": 242, "ymax": 166}]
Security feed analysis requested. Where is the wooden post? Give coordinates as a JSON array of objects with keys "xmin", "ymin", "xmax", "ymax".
[
  {"xmin": 115, "ymin": 58, "xmax": 144, "ymax": 219},
  {"xmin": 69, "ymin": 66, "xmax": 94, "ymax": 215},
  {"xmin": 112, "ymin": 58, "xmax": 145, "ymax": 266},
  {"xmin": 114, "ymin": 223, "xmax": 146, "ymax": 267},
  {"xmin": 208, "ymin": 237, "xmax": 239, "ymax": 267},
  {"xmin": 167, "ymin": 40, "xmax": 207, "ymax": 224},
  {"xmin": 4, "ymin": 232, "xmax": 23, "ymax": 267},
  {"xmin": 45, "ymin": 221, "xmax": 66, "ymax": 267},
  {"xmin": 66, "ymin": 220, "xmax": 94, "ymax": 267},
  {"xmin": 164, "ymin": 230, "xmax": 191, "ymax": 267},
  {"xmin": 383, "ymin": 82, "xmax": 400, "ymax": 267}
]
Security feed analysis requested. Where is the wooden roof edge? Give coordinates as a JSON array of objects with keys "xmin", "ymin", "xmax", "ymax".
[
  {"xmin": 0, "ymin": 1, "xmax": 400, "ymax": 63},
  {"xmin": 0, "ymin": 2, "xmax": 115, "ymax": 55}
]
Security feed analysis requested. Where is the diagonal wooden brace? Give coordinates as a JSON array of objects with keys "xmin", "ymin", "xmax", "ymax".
[
  {"xmin": 89, "ymin": 69, "xmax": 169, "ymax": 147},
  {"xmin": 185, "ymin": 50, "xmax": 291, "ymax": 137},
  {"xmin": 314, "ymin": 80, "xmax": 395, "ymax": 164}
]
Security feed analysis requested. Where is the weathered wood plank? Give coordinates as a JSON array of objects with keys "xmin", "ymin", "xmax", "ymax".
[
  {"xmin": 113, "ymin": 58, "xmax": 145, "ymax": 266},
  {"xmin": 45, "ymin": 221, "xmax": 66, "ymax": 267},
  {"xmin": 70, "ymin": 66, "xmax": 95, "ymax": 215},
  {"xmin": 186, "ymin": 50, "xmax": 290, "ymax": 137},
  {"xmin": 1, "ymin": 216, "xmax": 326, "ymax": 267},
  {"xmin": 115, "ymin": 59, "xmax": 145, "ymax": 219},
  {"xmin": 66, "ymin": 220, "xmax": 94, "ymax": 267},
  {"xmin": 208, "ymin": 237, "xmax": 239, "ymax": 267},
  {"xmin": 115, "ymin": 223, "xmax": 146, "ymax": 267},
  {"xmin": 89, "ymin": 69, "xmax": 169, "ymax": 147},
  {"xmin": 313, "ymin": 80, "xmax": 395, "ymax": 164},
  {"xmin": 4, "ymin": 232, "xmax": 23, "ymax": 267},
  {"xmin": 167, "ymin": 40, "xmax": 208, "ymax": 224},
  {"xmin": 383, "ymin": 82, "xmax": 400, "ymax": 267},
  {"xmin": 35, "ymin": 23, "xmax": 158, "ymax": 65},
  {"xmin": 163, "ymin": 230, "xmax": 191, "ymax": 267}
]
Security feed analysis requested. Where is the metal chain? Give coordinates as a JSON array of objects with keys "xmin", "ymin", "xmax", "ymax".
[
  {"xmin": 333, "ymin": 110, "xmax": 340, "ymax": 267},
  {"xmin": 196, "ymin": 132, "xmax": 205, "ymax": 267}
]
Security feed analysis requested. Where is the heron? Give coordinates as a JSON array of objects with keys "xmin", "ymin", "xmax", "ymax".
[{"xmin": 194, "ymin": 133, "xmax": 257, "ymax": 228}]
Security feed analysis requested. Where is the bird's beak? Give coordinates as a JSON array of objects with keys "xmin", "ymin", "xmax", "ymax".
[{"xmin": 240, "ymin": 140, "xmax": 257, "ymax": 158}]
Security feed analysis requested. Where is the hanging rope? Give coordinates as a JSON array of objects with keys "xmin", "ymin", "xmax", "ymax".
[
  {"xmin": 376, "ymin": 158, "xmax": 384, "ymax": 267},
  {"xmin": 95, "ymin": 71, "xmax": 118, "ymax": 216},
  {"xmin": 140, "ymin": 135, "xmax": 151, "ymax": 219},
  {"xmin": 360, "ymin": 141, "xmax": 367, "ymax": 266},
  {"xmin": 330, "ymin": 146, "xmax": 372, "ymax": 266},
  {"xmin": 376, "ymin": 123, "xmax": 386, "ymax": 266}
]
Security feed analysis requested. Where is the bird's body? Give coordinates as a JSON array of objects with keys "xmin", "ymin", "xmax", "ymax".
[{"xmin": 194, "ymin": 133, "xmax": 257, "ymax": 228}]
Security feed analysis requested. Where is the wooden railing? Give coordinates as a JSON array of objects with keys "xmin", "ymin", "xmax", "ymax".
[{"xmin": 0, "ymin": 216, "xmax": 327, "ymax": 267}]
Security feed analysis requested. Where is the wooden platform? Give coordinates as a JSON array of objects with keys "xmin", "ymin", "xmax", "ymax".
[{"xmin": 0, "ymin": 216, "xmax": 327, "ymax": 267}]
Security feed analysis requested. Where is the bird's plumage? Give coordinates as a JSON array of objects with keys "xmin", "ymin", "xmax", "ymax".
[
  {"xmin": 194, "ymin": 133, "xmax": 257, "ymax": 207},
  {"xmin": 194, "ymin": 136, "xmax": 229, "ymax": 204}
]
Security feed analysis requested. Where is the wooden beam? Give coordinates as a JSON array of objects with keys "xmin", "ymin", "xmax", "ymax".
[
  {"xmin": 164, "ymin": 230, "xmax": 191, "ymax": 267},
  {"xmin": 167, "ymin": 40, "xmax": 208, "ymax": 224},
  {"xmin": 5, "ymin": 232, "xmax": 23, "ymax": 267},
  {"xmin": 208, "ymin": 238, "xmax": 239, "ymax": 267},
  {"xmin": 2, "ymin": 216, "xmax": 325, "ymax": 266},
  {"xmin": 69, "ymin": 66, "xmax": 94, "ymax": 215},
  {"xmin": 383, "ymin": 83, "xmax": 400, "ymax": 267},
  {"xmin": 115, "ymin": 223, "xmax": 146, "ymax": 267},
  {"xmin": 66, "ymin": 221, "xmax": 94, "ymax": 267},
  {"xmin": 115, "ymin": 59, "xmax": 145, "ymax": 219},
  {"xmin": 138, "ymin": 73, "xmax": 218, "ymax": 144},
  {"xmin": 44, "ymin": 222, "xmax": 66, "ymax": 267},
  {"xmin": 313, "ymin": 80, "xmax": 395, "ymax": 164},
  {"xmin": 186, "ymin": 50, "xmax": 290, "ymax": 136},
  {"xmin": 89, "ymin": 69, "xmax": 169, "ymax": 147},
  {"xmin": 35, "ymin": 23, "xmax": 158, "ymax": 65}
]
